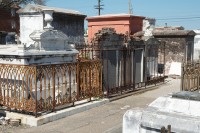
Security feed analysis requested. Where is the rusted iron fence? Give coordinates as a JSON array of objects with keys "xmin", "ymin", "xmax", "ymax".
[
  {"xmin": 181, "ymin": 61, "xmax": 200, "ymax": 91},
  {"xmin": 77, "ymin": 41, "xmax": 166, "ymax": 98},
  {"xmin": 0, "ymin": 60, "xmax": 102, "ymax": 116}
]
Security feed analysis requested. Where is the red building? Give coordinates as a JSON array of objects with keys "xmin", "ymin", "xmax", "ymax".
[{"xmin": 86, "ymin": 14, "xmax": 145, "ymax": 42}]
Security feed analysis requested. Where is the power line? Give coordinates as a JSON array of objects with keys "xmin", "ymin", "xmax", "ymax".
[
  {"xmin": 157, "ymin": 16, "xmax": 200, "ymax": 20},
  {"xmin": 94, "ymin": 0, "xmax": 104, "ymax": 16},
  {"xmin": 158, "ymin": 19, "xmax": 200, "ymax": 23}
]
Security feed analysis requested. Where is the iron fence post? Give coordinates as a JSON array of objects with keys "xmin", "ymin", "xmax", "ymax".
[
  {"xmin": 35, "ymin": 66, "xmax": 38, "ymax": 117},
  {"xmin": 181, "ymin": 61, "xmax": 184, "ymax": 91},
  {"xmin": 52, "ymin": 65, "xmax": 55, "ymax": 112},
  {"xmin": 163, "ymin": 42, "xmax": 166, "ymax": 78},
  {"xmin": 129, "ymin": 48, "xmax": 132, "ymax": 90},
  {"xmin": 89, "ymin": 63, "xmax": 92, "ymax": 102},
  {"xmin": 69, "ymin": 65, "xmax": 73, "ymax": 106},
  {"xmin": 76, "ymin": 62, "xmax": 80, "ymax": 101},
  {"xmin": 120, "ymin": 49, "xmax": 123, "ymax": 94},
  {"xmin": 161, "ymin": 126, "xmax": 165, "ymax": 133},
  {"xmin": 100, "ymin": 60, "xmax": 103, "ymax": 97},
  {"xmin": 168, "ymin": 125, "xmax": 171, "ymax": 133},
  {"xmin": 106, "ymin": 50, "xmax": 109, "ymax": 97}
]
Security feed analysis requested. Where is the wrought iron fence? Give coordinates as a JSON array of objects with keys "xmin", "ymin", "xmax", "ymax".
[
  {"xmin": 78, "ymin": 42, "xmax": 166, "ymax": 98},
  {"xmin": 0, "ymin": 60, "xmax": 102, "ymax": 116},
  {"xmin": 181, "ymin": 61, "xmax": 200, "ymax": 91}
]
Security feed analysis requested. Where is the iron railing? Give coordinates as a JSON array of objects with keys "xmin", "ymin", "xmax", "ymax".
[
  {"xmin": 181, "ymin": 61, "xmax": 200, "ymax": 91},
  {"xmin": 78, "ymin": 43, "xmax": 166, "ymax": 98},
  {"xmin": 0, "ymin": 60, "xmax": 102, "ymax": 116}
]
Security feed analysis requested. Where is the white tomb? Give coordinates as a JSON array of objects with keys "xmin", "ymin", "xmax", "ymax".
[
  {"xmin": 123, "ymin": 92, "xmax": 200, "ymax": 133},
  {"xmin": 0, "ymin": 9, "xmax": 78, "ymax": 65},
  {"xmin": 0, "ymin": 9, "xmax": 78, "ymax": 102}
]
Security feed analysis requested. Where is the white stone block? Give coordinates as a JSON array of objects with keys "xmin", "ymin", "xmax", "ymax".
[
  {"xmin": 123, "ymin": 108, "xmax": 143, "ymax": 133},
  {"xmin": 123, "ymin": 95, "xmax": 200, "ymax": 133}
]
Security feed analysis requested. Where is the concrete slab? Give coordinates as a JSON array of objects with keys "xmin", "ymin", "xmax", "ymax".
[
  {"xmin": 6, "ymin": 99, "xmax": 109, "ymax": 127},
  {"xmin": 141, "ymin": 109, "xmax": 200, "ymax": 133},
  {"xmin": 123, "ymin": 94, "xmax": 200, "ymax": 133},
  {"xmin": 172, "ymin": 91, "xmax": 200, "ymax": 101},
  {"xmin": 149, "ymin": 95, "xmax": 200, "ymax": 117}
]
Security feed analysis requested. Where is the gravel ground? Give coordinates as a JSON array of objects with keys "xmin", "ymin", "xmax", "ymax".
[{"xmin": 0, "ymin": 124, "xmax": 29, "ymax": 133}]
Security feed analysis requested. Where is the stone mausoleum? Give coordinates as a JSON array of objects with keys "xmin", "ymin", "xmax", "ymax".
[
  {"xmin": 134, "ymin": 29, "xmax": 195, "ymax": 75},
  {"xmin": 0, "ymin": 5, "xmax": 103, "ymax": 127},
  {"xmin": 0, "ymin": 5, "xmax": 80, "ymax": 65},
  {"xmin": 0, "ymin": 5, "xmax": 81, "ymax": 123},
  {"xmin": 17, "ymin": 4, "xmax": 86, "ymax": 47},
  {"xmin": 86, "ymin": 14, "xmax": 146, "ymax": 43}
]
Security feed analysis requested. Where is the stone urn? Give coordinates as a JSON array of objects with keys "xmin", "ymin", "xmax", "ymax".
[{"xmin": 43, "ymin": 9, "xmax": 54, "ymax": 30}]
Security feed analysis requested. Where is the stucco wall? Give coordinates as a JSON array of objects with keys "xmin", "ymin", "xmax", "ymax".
[
  {"xmin": 19, "ymin": 13, "xmax": 44, "ymax": 46},
  {"xmin": 87, "ymin": 15, "xmax": 144, "ymax": 43},
  {"xmin": 19, "ymin": 12, "xmax": 85, "ymax": 46},
  {"xmin": 88, "ymin": 18, "xmax": 130, "ymax": 43},
  {"xmin": 130, "ymin": 17, "xmax": 144, "ymax": 34},
  {"xmin": 155, "ymin": 37, "xmax": 194, "ymax": 75}
]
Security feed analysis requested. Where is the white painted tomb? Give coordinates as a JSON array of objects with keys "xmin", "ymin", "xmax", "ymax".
[
  {"xmin": 0, "ymin": 9, "xmax": 78, "ymax": 107},
  {"xmin": 123, "ymin": 91, "xmax": 200, "ymax": 133},
  {"xmin": 0, "ymin": 9, "xmax": 78, "ymax": 65}
]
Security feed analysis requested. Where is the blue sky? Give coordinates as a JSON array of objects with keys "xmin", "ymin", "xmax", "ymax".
[{"xmin": 47, "ymin": 0, "xmax": 200, "ymax": 30}]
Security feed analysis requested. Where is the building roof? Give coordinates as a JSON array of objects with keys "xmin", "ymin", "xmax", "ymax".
[
  {"xmin": 17, "ymin": 4, "xmax": 86, "ymax": 17},
  {"xmin": 134, "ymin": 30, "xmax": 196, "ymax": 37},
  {"xmin": 155, "ymin": 26, "xmax": 184, "ymax": 31},
  {"xmin": 86, "ymin": 14, "xmax": 145, "ymax": 20},
  {"xmin": 133, "ymin": 31, "xmax": 144, "ymax": 37},
  {"xmin": 153, "ymin": 30, "xmax": 196, "ymax": 36}
]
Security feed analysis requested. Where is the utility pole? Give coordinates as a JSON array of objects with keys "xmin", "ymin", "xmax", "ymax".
[
  {"xmin": 95, "ymin": 0, "xmax": 104, "ymax": 16},
  {"xmin": 128, "ymin": 0, "xmax": 133, "ymax": 14}
]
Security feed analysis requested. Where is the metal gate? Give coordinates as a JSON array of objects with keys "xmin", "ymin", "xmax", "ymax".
[{"xmin": 181, "ymin": 61, "xmax": 200, "ymax": 91}]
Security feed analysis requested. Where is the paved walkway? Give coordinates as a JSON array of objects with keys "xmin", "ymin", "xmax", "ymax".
[{"xmin": 6, "ymin": 78, "xmax": 180, "ymax": 133}]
